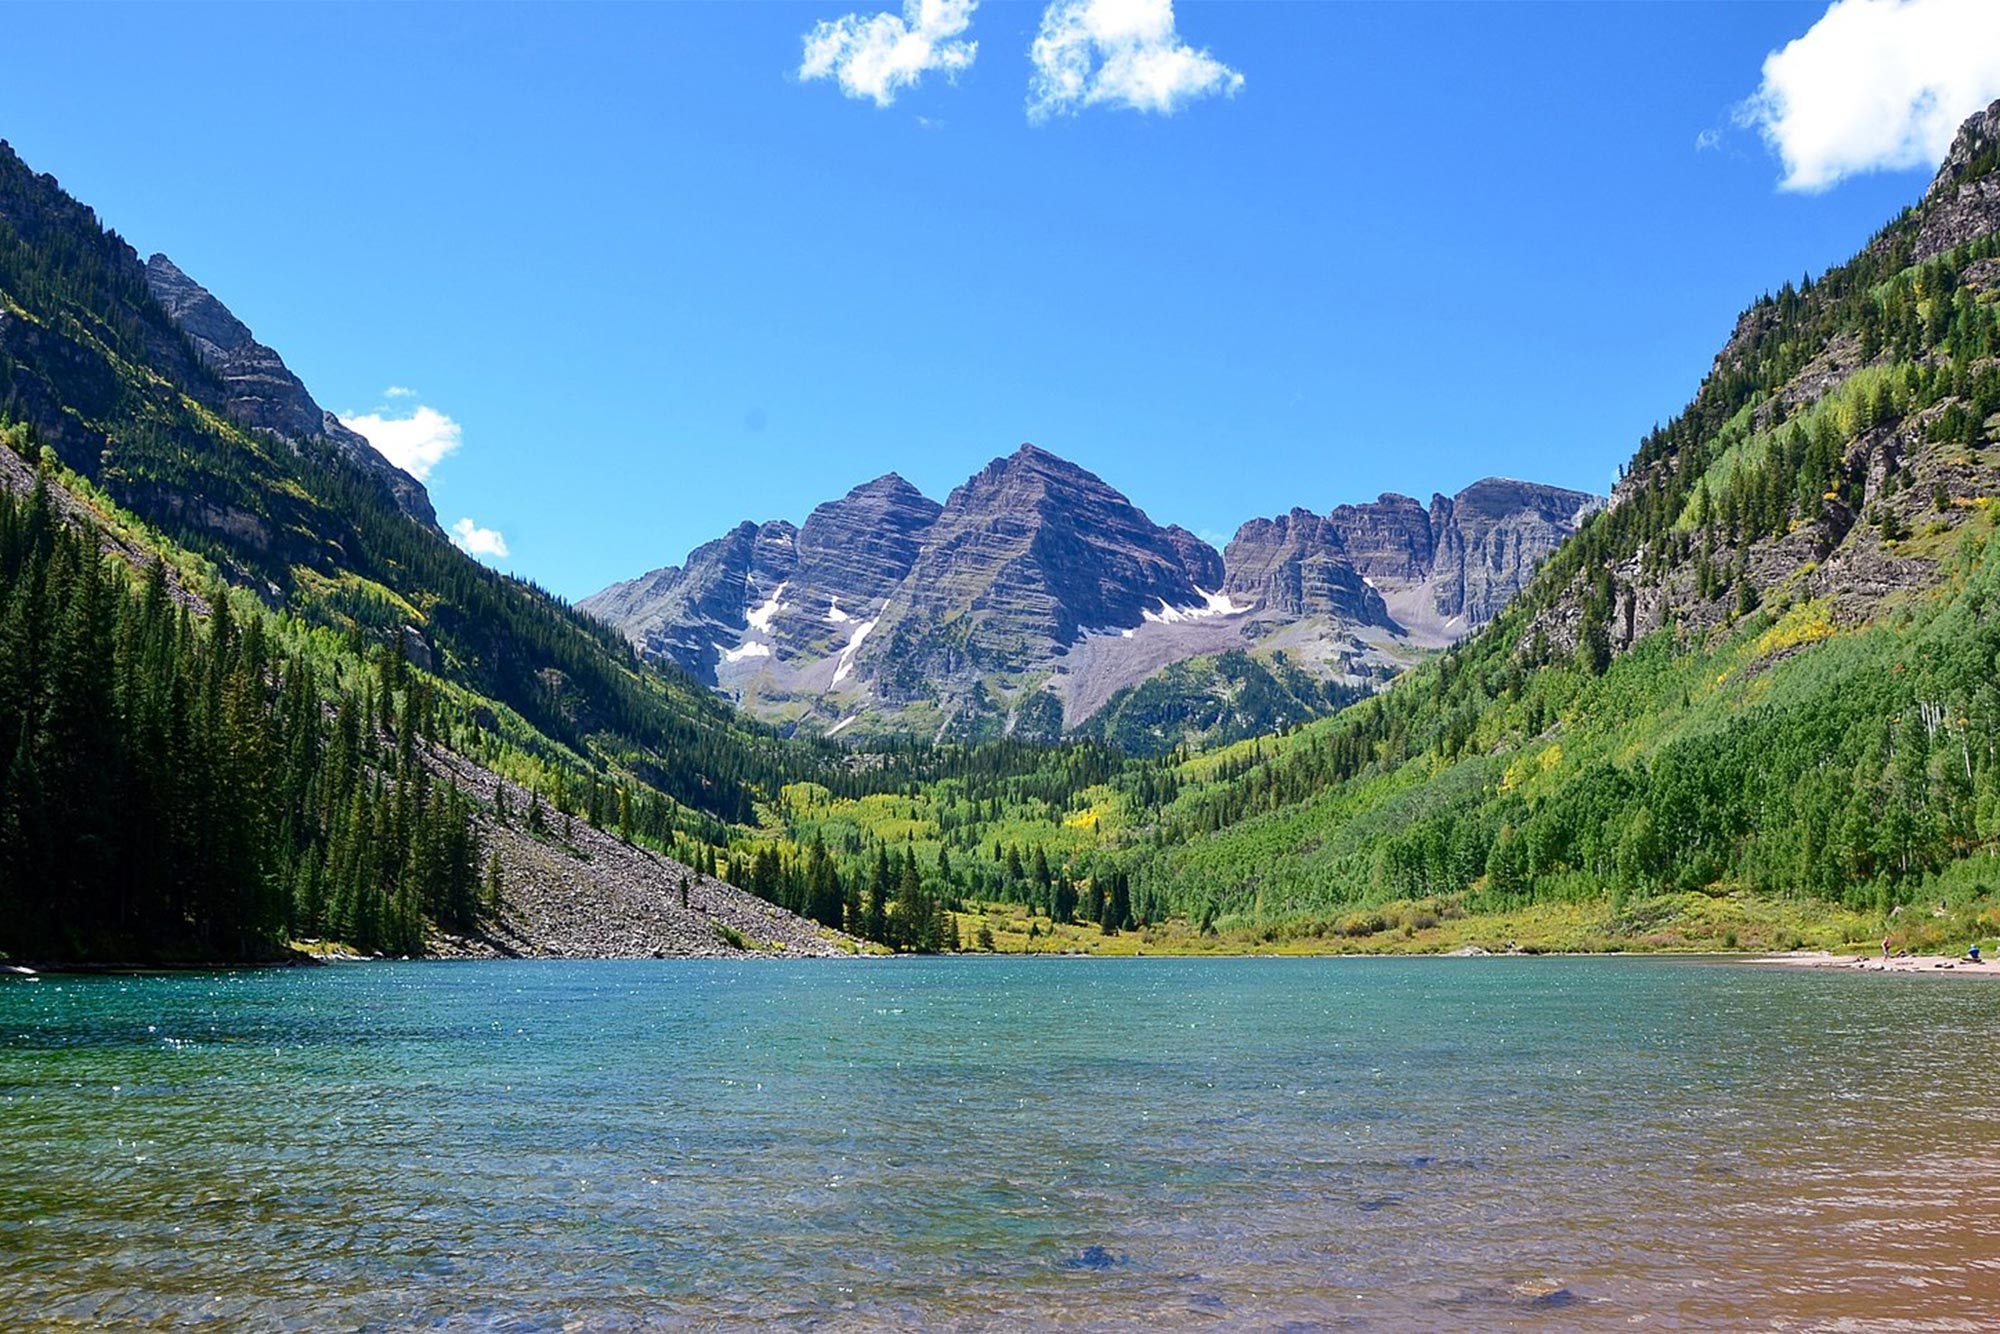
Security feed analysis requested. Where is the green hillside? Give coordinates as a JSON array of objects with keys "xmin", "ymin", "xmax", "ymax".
[
  {"xmin": 1075, "ymin": 648, "xmax": 1375, "ymax": 756},
  {"xmin": 1111, "ymin": 140, "xmax": 2000, "ymax": 944}
]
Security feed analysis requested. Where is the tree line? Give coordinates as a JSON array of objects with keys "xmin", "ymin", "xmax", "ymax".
[{"xmin": 0, "ymin": 459, "xmax": 484, "ymax": 961}]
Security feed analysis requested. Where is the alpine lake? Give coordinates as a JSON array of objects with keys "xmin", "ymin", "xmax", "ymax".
[{"xmin": 3, "ymin": 956, "xmax": 1996, "ymax": 1329}]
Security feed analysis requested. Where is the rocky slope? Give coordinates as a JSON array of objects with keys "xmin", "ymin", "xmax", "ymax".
[
  {"xmin": 789, "ymin": 473, "xmax": 943, "ymax": 614},
  {"xmin": 424, "ymin": 749, "xmax": 855, "ymax": 959},
  {"xmin": 855, "ymin": 444, "xmax": 1226, "ymax": 730},
  {"xmin": 1221, "ymin": 507, "xmax": 1396, "ymax": 623},
  {"xmin": 582, "ymin": 518, "xmax": 800, "ymax": 678},
  {"xmin": 1912, "ymin": 96, "xmax": 2000, "ymax": 262},
  {"xmin": 586, "ymin": 444, "xmax": 1596, "ymax": 741}
]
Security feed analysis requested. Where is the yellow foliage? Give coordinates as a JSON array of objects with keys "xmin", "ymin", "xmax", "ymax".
[
  {"xmin": 1753, "ymin": 598, "xmax": 1838, "ymax": 657},
  {"xmin": 1499, "ymin": 744, "xmax": 1560, "ymax": 794},
  {"xmin": 1498, "ymin": 754, "xmax": 1530, "ymax": 794}
]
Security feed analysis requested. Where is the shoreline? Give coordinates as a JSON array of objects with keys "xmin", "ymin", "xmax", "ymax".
[
  {"xmin": 1747, "ymin": 949, "xmax": 2000, "ymax": 977},
  {"xmin": 13, "ymin": 948, "xmax": 1998, "ymax": 975}
]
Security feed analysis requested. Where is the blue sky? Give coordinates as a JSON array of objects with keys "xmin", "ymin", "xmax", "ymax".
[{"xmin": 3, "ymin": 1, "xmax": 1996, "ymax": 598}]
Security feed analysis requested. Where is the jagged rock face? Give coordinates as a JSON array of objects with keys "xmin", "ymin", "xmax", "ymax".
[
  {"xmin": 762, "ymin": 474, "xmax": 941, "ymax": 658},
  {"xmin": 1222, "ymin": 508, "xmax": 1391, "ymax": 624},
  {"xmin": 1429, "ymin": 479, "xmax": 1598, "ymax": 624},
  {"xmin": 1914, "ymin": 97, "xmax": 2000, "ymax": 262},
  {"xmin": 795, "ymin": 474, "xmax": 941, "ymax": 603},
  {"xmin": 146, "ymin": 254, "xmax": 324, "ymax": 440},
  {"xmin": 580, "ymin": 519, "xmax": 796, "ymax": 675},
  {"xmin": 1530, "ymin": 99, "xmax": 2000, "ymax": 668},
  {"xmin": 317, "ymin": 411, "xmax": 438, "ymax": 527},
  {"xmin": 143, "ymin": 254, "xmax": 437, "ymax": 528},
  {"xmin": 1160, "ymin": 524, "xmax": 1226, "ymax": 591},
  {"xmin": 586, "ymin": 447, "xmax": 1596, "ymax": 737},
  {"xmin": 1251, "ymin": 480, "xmax": 1598, "ymax": 632},
  {"xmin": 1324, "ymin": 492, "xmax": 1434, "ymax": 582},
  {"xmin": 865, "ymin": 445, "xmax": 1208, "ymax": 675},
  {"xmin": 0, "ymin": 145, "xmax": 436, "ymax": 535},
  {"xmin": 580, "ymin": 478, "xmax": 939, "ymax": 674},
  {"xmin": 748, "ymin": 520, "xmax": 799, "ymax": 591}
]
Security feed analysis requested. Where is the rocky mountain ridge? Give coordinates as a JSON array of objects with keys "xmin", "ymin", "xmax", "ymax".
[
  {"xmin": 142, "ymin": 253, "xmax": 438, "ymax": 528},
  {"xmin": 583, "ymin": 444, "xmax": 1596, "ymax": 740}
]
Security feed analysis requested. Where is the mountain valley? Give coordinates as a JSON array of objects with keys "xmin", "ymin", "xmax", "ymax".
[{"xmin": 3, "ymin": 96, "xmax": 2000, "ymax": 966}]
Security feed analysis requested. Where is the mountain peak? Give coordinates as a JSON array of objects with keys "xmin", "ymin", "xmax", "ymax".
[
  {"xmin": 850, "ymin": 472, "xmax": 930, "ymax": 502},
  {"xmin": 1926, "ymin": 97, "xmax": 2000, "ymax": 202},
  {"xmin": 588, "ymin": 447, "xmax": 1598, "ymax": 735},
  {"xmin": 1001, "ymin": 442, "xmax": 1091, "ymax": 476},
  {"xmin": 1912, "ymin": 98, "xmax": 2000, "ymax": 260},
  {"xmin": 145, "ymin": 251, "xmax": 274, "ymax": 360}
]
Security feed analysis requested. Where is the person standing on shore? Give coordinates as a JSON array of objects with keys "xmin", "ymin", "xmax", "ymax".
[{"xmin": 1883, "ymin": 935, "xmax": 1892, "ymax": 960}]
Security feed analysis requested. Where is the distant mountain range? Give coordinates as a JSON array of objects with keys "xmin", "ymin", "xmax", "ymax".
[{"xmin": 582, "ymin": 445, "xmax": 1597, "ymax": 745}]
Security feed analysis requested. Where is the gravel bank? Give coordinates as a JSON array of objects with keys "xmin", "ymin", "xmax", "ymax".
[{"xmin": 424, "ymin": 747, "xmax": 859, "ymax": 960}]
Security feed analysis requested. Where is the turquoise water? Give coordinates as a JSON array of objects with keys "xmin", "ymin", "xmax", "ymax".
[{"xmin": 2, "ymin": 957, "xmax": 1997, "ymax": 1329}]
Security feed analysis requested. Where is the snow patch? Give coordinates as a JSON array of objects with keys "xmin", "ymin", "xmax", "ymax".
[
  {"xmin": 722, "ymin": 641, "xmax": 772, "ymax": 663},
  {"xmin": 1199, "ymin": 587, "xmax": 1251, "ymax": 615},
  {"xmin": 1141, "ymin": 588, "xmax": 1252, "ymax": 627},
  {"xmin": 744, "ymin": 581, "xmax": 788, "ymax": 633},
  {"xmin": 1361, "ymin": 576, "xmax": 1377, "ymax": 589},
  {"xmin": 826, "ymin": 596, "xmax": 852, "ymax": 624},
  {"xmin": 827, "ymin": 714, "xmax": 860, "ymax": 737},
  {"xmin": 832, "ymin": 616, "xmax": 878, "ymax": 686}
]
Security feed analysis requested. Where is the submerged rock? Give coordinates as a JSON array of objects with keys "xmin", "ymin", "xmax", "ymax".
[{"xmin": 1060, "ymin": 1245, "xmax": 1125, "ymax": 1271}]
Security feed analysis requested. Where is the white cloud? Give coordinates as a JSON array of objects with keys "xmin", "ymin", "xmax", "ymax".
[
  {"xmin": 343, "ymin": 402, "xmax": 462, "ymax": 481},
  {"xmin": 799, "ymin": 0, "xmax": 978, "ymax": 107},
  {"xmin": 450, "ymin": 517, "xmax": 509, "ymax": 561},
  {"xmin": 383, "ymin": 385, "xmax": 418, "ymax": 399},
  {"xmin": 1737, "ymin": 0, "xmax": 2000, "ymax": 192},
  {"xmin": 1028, "ymin": 0, "xmax": 1242, "ymax": 122}
]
